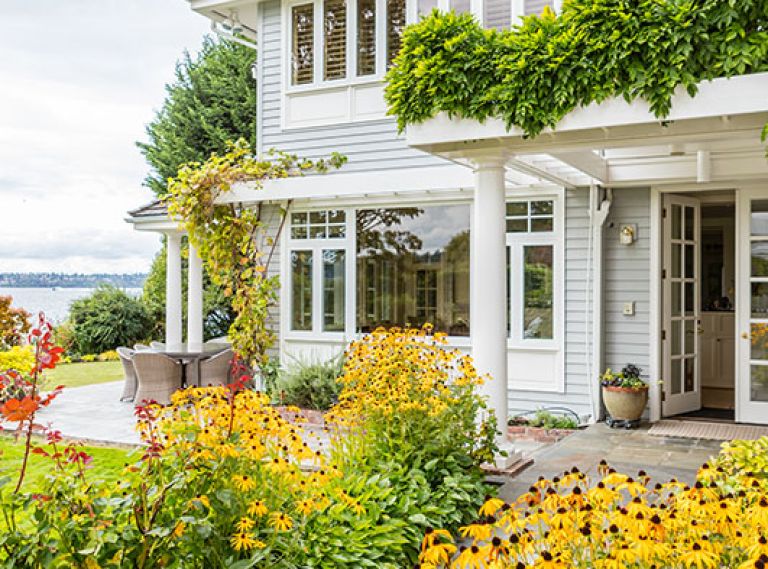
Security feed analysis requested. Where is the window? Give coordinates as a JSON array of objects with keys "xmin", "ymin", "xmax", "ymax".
[
  {"xmin": 386, "ymin": 0, "xmax": 406, "ymax": 68},
  {"xmin": 483, "ymin": 0, "xmax": 511, "ymax": 30},
  {"xmin": 291, "ymin": 210, "xmax": 346, "ymax": 239},
  {"xmin": 291, "ymin": 3, "xmax": 315, "ymax": 85},
  {"xmin": 323, "ymin": 250, "xmax": 345, "ymax": 331},
  {"xmin": 417, "ymin": 0, "xmax": 438, "ymax": 17},
  {"xmin": 356, "ymin": 205, "xmax": 470, "ymax": 335},
  {"xmin": 289, "ymin": 210, "xmax": 350, "ymax": 333},
  {"xmin": 449, "ymin": 0, "xmax": 470, "ymax": 13},
  {"xmin": 506, "ymin": 196, "xmax": 559, "ymax": 343},
  {"xmin": 291, "ymin": 250, "xmax": 313, "ymax": 330},
  {"xmin": 357, "ymin": 0, "xmax": 376, "ymax": 75},
  {"xmin": 324, "ymin": 0, "xmax": 347, "ymax": 80}
]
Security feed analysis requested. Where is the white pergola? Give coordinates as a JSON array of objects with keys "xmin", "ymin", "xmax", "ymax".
[
  {"xmin": 126, "ymin": 203, "xmax": 205, "ymax": 350},
  {"xmin": 406, "ymin": 72, "xmax": 768, "ymax": 431}
]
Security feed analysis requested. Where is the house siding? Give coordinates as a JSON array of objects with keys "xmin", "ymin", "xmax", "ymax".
[
  {"xmin": 603, "ymin": 188, "xmax": 651, "ymax": 380},
  {"xmin": 262, "ymin": 203, "xmax": 285, "ymax": 358},
  {"xmin": 507, "ymin": 187, "xmax": 593, "ymax": 421},
  {"xmin": 258, "ymin": 0, "xmax": 446, "ymax": 171}
]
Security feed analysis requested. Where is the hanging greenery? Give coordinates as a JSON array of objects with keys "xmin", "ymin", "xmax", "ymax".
[
  {"xmin": 385, "ymin": 1, "xmax": 768, "ymax": 137},
  {"xmin": 165, "ymin": 140, "xmax": 345, "ymax": 368}
]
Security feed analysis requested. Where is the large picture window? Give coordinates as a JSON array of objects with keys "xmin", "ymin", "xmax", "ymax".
[{"xmin": 356, "ymin": 205, "xmax": 470, "ymax": 335}]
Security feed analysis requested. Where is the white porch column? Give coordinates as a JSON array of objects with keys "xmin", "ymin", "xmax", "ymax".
[
  {"xmin": 471, "ymin": 156, "xmax": 509, "ymax": 438},
  {"xmin": 187, "ymin": 242, "xmax": 204, "ymax": 348},
  {"xmin": 165, "ymin": 232, "xmax": 183, "ymax": 346}
]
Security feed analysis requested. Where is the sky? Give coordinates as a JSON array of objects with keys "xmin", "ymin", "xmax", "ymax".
[{"xmin": 0, "ymin": 0, "xmax": 210, "ymax": 274}]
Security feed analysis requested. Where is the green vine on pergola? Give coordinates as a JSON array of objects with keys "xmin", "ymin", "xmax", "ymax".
[
  {"xmin": 165, "ymin": 139, "xmax": 346, "ymax": 369},
  {"xmin": 385, "ymin": 1, "xmax": 768, "ymax": 141}
]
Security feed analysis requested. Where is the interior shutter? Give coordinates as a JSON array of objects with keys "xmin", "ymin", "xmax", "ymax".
[
  {"xmin": 386, "ymin": 0, "xmax": 406, "ymax": 68},
  {"xmin": 291, "ymin": 3, "xmax": 315, "ymax": 85},
  {"xmin": 357, "ymin": 0, "xmax": 376, "ymax": 76},
  {"xmin": 324, "ymin": 0, "xmax": 347, "ymax": 80}
]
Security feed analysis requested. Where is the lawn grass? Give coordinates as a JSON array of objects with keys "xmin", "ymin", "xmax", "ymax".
[
  {"xmin": 0, "ymin": 434, "xmax": 133, "ymax": 492},
  {"xmin": 45, "ymin": 361, "xmax": 123, "ymax": 389}
]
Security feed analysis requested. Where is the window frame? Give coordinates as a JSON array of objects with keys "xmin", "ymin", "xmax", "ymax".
[
  {"xmin": 285, "ymin": 207, "xmax": 355, "ymax": 338},
  {"xmin": 284, "ymin": 0, "xmax": 391, "ymax": 93},
  {"xmin": 505, "ymin": 190, "xmax": 564, "ymax": 351}
]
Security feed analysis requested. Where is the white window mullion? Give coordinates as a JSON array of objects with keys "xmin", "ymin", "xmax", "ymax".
[
  {"xmin": 375, "ymin": 0, "xmax": 386, "ymax": 76},
  {"xmin": 348, "ymin": 0, "xmax": 357, "ymax": 79},
  {"xmin": 313, "ymin": 0, "xmax": 322, "ymax": 86},
  {"xmin": 470, "ymin": 0, "xmax": 483, "ymax": 25}
]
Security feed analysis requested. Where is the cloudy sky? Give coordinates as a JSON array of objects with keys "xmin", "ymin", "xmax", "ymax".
[{"xmin": 0, "ymin": 1, "xmax": 210, "ymax": 274}]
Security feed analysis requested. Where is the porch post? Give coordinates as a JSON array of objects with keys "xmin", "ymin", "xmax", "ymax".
[
  {"xmin": 471, "ymin": 156, "xmax": 509, "ymax": 438},
  {"xmin": 165, "ymin": 232, "xmax": 183, "ymax": 346},
  {"xmin": 187, "ymin": 242, "xmax": 204, "ymax": 348}
]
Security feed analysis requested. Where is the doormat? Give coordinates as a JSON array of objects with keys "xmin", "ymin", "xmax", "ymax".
[{"xmin": 647, "ymin": 420, "xmax": 768, "ymax": 441}]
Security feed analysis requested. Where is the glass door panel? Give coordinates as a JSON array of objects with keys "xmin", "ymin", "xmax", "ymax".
[
  {"xmin": 662, "ymin": 195, "xmax": 701, "ymax": 416},
  {"xmin": 739, "ymin": 189, "xmax": 768, "ymax": 423}
]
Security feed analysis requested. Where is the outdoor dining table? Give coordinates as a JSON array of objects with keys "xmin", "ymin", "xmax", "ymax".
[{"xmin": 141, "ymin": 343, "xmax": 230, "ymax": 387}]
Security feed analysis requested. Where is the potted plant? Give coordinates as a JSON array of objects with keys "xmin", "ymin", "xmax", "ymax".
[{"xmin": 600, "ymin": 364, "xmax": 648, "ymax": 428}]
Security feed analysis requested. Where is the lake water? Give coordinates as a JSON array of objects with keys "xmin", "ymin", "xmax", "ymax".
[{"xmin": 0, "ymin": 287, "xmax": 143, "ymax": 324}]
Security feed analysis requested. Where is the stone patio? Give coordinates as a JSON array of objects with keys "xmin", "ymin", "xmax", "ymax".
[{"xmin": 499, "ymin": 422, "xmax": 724, "ymax": 501}]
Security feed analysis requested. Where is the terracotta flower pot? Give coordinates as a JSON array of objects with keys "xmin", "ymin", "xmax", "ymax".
[{"xmin": 602, "ymin": 385, "xmax": 648, "ymax": 422}]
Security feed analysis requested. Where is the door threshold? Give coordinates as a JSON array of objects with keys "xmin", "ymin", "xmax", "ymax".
[{"xmin": 671, "ymin": 407, "xmax": 735, "ymax": 423}]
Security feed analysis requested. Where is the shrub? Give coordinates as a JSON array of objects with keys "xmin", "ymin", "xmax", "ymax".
[
  {"xmin": 0, "ymin": 295, "xmax": 30, "ymax": 350},
  {"xmin": 69, "ymin": 285, "xmax": 152, "ymax": 354},
  {"xmin": 276, "ymin": 354, "xmax": 342, "ymax": 410},
  {"xmin": 97, "ymin": 350, "xmax": 119, "ymax": 362},
  {"xmin": 80, "ymin": 354, "xmax": 97, "ymax": 363},
  {"xmin": 711, "ymin": 436, "xmax": 768, "ymax": 489},
  {"xmin": 526, "ymin": 409, "xmax": 578, "ymax": 430},
  {"xmin": 1, "ymin": 327, "xmax": 498, "ymax": 567},
  {"xmin": 0, "ymin": 345, "xmax": 35, "ymax": 374},
  {"xmin": 417, "ymin": 459, "xmax": 768, "ymax": 568}
]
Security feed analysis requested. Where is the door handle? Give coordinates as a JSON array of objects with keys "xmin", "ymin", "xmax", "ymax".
[{"xmin": 742, "ymin": 332, "xmax": 749, "ymax": 340}]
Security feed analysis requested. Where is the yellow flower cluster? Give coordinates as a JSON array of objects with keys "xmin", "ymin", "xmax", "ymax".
[
  {"xmin": 418, "ymin": 462, "xmax": 768, "ymax": 569},
  {"xmin": 136, "ymin": 386, "xmax": 351, "ymax": 552},
  {"xmin": 328, "ymin": 326, "xmax": 484, "ymax": 425}
]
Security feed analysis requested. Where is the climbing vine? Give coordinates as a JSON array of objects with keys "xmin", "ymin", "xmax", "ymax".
[
  {"xmin": 385, "ymin": 0, "xmax": 768, "ymax": 136},
  {"xmin": 165, "ymin": 139, "xmax": 345, "ymax": 368}
]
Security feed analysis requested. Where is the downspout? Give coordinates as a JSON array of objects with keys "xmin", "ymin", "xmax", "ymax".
[{"xmin": 586, "ymin": 185, "xmax": 612, "ymax": 422}]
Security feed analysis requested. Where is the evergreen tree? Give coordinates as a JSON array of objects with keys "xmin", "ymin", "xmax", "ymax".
[{"xmin": 137, "ymin": 36, "xmax": 258, "ymax": 196}]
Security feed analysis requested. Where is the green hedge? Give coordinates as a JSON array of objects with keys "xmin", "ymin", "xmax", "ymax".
[{"xmin": 385, "ymin": 0, "xmax": 768, "ymax": 136}]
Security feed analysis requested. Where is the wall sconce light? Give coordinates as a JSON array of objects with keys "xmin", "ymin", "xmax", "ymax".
[{"xmin": 619, "ymin": 224, "xmax": 637, "ymax": 245}]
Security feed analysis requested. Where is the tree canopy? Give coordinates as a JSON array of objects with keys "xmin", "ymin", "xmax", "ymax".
[{"xmin": 137, "ymin": 36, "xmax": 258, "ymax": 196}]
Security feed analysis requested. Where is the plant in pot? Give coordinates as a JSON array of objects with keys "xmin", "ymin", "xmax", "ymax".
[{"xmin": 600, "ymin": 364, "xmax": 648, "ymax": 429}]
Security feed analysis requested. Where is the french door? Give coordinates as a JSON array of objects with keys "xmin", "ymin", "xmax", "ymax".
[
  {"xmin": 662, "ymin": 195, "xmax": 702, "ymax": 416},
  {"xmin": 737, "ymin": 188, "xmax": 768, "ymax": 424}
]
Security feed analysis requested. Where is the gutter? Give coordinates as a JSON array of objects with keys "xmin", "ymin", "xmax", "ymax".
[{"xmin": 586, "ymin": 184, "xmax": 612, "ymax": 422}]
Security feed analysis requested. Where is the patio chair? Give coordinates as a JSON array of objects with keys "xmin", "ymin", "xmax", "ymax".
[
  {"xmin": 132, "ymin": 352, "xmax": 182, "ymax": 405},
  {"xmin": 198, "ymin": 348, "xmax": 234, "ymax": 388},
  {"xmin": 134, "ymin": 343, "xmax": 151, "ymax": 351},
  {"xmin": 117, "ymin": 347, "xmax": 137, "ymax": 402},
  {"xmin": 150, "ymin": 341, "xmax": 166, "ymax": 350}
]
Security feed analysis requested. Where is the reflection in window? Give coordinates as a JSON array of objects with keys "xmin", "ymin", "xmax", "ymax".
[
  {"xmin": 291, "ymin": 251, "xmax": 313, "ymax": 330},
  {"xmin": 357, "ymin": 0, "xmax": 376, "ymax": 76},
  {"xmin": 323, "ymin": 250, "xmax": 345, "ymax": 331},
  {"xmin": 386, "ymin": 0, "xmax": 406, "ymax": 68},
  {"xmin": 356, "ymin": 205, "xmax": 470, "ymax": 335},
  {"xmin": 291, "ymin": 4, "xmax": 315, "ymax": 85},
  {"xmin": 324, "ymin": 0, "xmax": 347, "ymax": 80},
  {"xmin": 523, "ymin": 245, "xmax": 553, "ymax": 339}
]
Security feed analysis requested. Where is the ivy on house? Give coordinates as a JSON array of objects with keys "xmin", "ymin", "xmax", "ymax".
[{"xmin": 385, "ymin": 0, "xmax": 768, "ymax": 137}]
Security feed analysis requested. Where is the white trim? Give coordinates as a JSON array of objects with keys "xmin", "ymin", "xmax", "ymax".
[
  {"xmin": 648, "ymin": 187, "xmax": 662, "ymax": 422},
  {"xmin": 407, "ymin": 73, "xmax": 768, "ymax": 151},
  {"xmin": 504, "ymin": 186, "xmax": 565, "ymax": 393},
  {"xmin": 219, "ymin": 164, "xmax": 478, "ymax": 203}
]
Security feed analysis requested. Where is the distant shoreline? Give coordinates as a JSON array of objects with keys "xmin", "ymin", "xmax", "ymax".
[{"xmin": 0, "ymin": 273, "xmax": 147, "ymax": 289}]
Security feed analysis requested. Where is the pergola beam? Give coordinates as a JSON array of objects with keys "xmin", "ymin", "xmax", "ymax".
[{"xmin": 550, "ymin": 151, "xmax": 609, "ymax": 184}]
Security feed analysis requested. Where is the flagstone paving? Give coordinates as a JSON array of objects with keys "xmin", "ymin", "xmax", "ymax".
[{"xmin": 499, "ymin": 422, "xmax": 724, "ymax": 502}]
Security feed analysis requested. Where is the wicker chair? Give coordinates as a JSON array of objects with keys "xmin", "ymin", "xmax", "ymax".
[
  {"xmin": 150, "ymin": 341, "xmax": 166, "ymax": 350},
  {"xmin": 134, "ymin": 343, "xmax": 151, "ymax": 351},
  {"xmin": 197, "ymin": 349, "xmax": 234, "ymax": 388},
  {"xmin": 132, "ymin": 352, "xmax": 182, "ymax": 405},
  {"xmin": 117, "ymin": 347, "xmax": 137, "ymax": 402}
]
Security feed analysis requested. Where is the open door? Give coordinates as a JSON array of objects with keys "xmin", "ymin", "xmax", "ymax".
[
  {"xmin": 662, "ymin": 194, "xmax": 702, "ymax": 416},
  {"xmin": 737, "ymin": 188, "xmax": 768, "ymax": 424}
]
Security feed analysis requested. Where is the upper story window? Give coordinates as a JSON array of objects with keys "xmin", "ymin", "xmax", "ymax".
[{"xmin": 288, "ymin": 0, "xmax": 406, "ymax": 88}]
